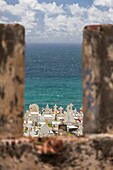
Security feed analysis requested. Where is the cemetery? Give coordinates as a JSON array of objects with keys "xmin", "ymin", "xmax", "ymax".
[{"xmin": 23, "ymin": 104, "xmax": 83, "ymax": 137}]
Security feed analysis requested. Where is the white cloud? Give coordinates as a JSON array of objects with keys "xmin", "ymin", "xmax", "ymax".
[
  {"xmin": 36, "ymin": 2, "xmax": 64, "ymax": 15},
  {"xmin": 0, "ymin": 0, "xmax": 7, "ymax": 12},
  {"xmin": 0, "ymin": 16, "xmax": 9, "ymax": 23},
  {"xmin": 18, "ymin": 0, "xmax": 64, "ymax": 15},
  {"xmin": 0, "ymin": 0, "xmax": 113, "ymax": 43},
  {"xmin": 0, "ymin": 0, "xmax": 6, "ymax": 6},
  {"xmin": 18, "ymin": 0, "xmax": 38, "ymax": 7},
  {"xmin": 87, "ymin": 6, "xmax": 110, "ymax": 23},
  {"xmin": 68, "ymin": 3, "xmax": 86, "ymax": 16},
  {"xmin": 94, "ymin": 0, "xmax": 113, "ymax": 7}
]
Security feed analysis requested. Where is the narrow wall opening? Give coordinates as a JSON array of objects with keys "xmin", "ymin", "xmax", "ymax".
[{"xmin": 23, "ymin": 43, "xmax": 83, "ymax": 137}]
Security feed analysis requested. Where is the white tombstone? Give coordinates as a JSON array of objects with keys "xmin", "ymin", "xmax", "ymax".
[
  {"xmin": 44, "ymin": 114, "xmax": 54, "ymax": 123},
  {"xmin": 30, "ymin": 112, "xmax": 39, "ymax": 122},
  {"xmin": 40, "ymin": 124, "xmax": 50, "ymax": 136},
  {"xmin": 39, "ymin": 114, "xmax": 46, "ymax": 122},
  {"xmin": 64, "ymin": 109, "xmax": 75, "ymax": 124}
]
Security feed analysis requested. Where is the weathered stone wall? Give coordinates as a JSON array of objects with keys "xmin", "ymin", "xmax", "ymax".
[
  {"xmin": 0, "ymin": 24, "xmax": 25, "ymax": 138},
  {"xmin": 83, "ymin": 25, "xmax": 113, "ymax": 133},
  {"xmin": 0, "ymin": 24, "xmax": 113, "ymax": 170},
  {"xmin": 0, "ymin": 135, "xmax": 113, "ymax": 170}
]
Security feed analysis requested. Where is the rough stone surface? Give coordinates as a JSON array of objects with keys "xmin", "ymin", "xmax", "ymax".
[
  {"xmin": 83, "ymin": 24, "xmax": 113, "ymax": 133},
  {"xmin": 0, "ymin": 135, "xmax": 113, "ymax": 170},
  {"xmin": 0, "ymin": 24, "xmax": 25, "ymax": 138}
]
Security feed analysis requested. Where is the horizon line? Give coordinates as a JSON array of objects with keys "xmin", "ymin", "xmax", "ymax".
[{"xmin": 26, "ymin": 42, "xmax": 82, "ymax": 44}]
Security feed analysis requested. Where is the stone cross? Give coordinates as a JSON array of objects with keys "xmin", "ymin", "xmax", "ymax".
[
  {"xmin": 59, "ymin": 106, "xmax": 63, "ymax": 114},
  {"xmin": 0, "ymin": 24, "xmax": 25, "ymax": 139},
  {"xmin": 54, "ymin": 104, "xmax": 58, "ymax": 113},
  {"xmin": 83, "ymin": 24, "xmax": 113, "ymax": 134}
]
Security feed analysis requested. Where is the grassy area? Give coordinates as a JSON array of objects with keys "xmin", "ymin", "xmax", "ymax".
[
  {"xmin": 67, "ymin": 132, "xmax": 75, "ymax": 136},
  {"xmin": 48, "ymin": 123, "xmax": 52, "ymax": 128}
]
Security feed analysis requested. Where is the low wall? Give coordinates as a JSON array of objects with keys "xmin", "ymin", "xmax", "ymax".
[{"xmin": 0, "ymin": 135, "xmax": 113, "ymax": 170}]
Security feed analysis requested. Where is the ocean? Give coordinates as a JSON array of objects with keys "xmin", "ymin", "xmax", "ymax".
[{"xmin": 24, "ymin": 43, "xmax": 82, "ymax": 112}]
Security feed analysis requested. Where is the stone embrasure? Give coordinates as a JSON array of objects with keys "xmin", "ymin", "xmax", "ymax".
[{"xmin": 1, "ymin": 24, "xmax": 113, "ymax": 170}]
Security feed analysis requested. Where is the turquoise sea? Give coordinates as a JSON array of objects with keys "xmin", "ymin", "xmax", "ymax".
[{"xmin": 24, "ymin": 43, "xmax": 82, "ymax": 111}]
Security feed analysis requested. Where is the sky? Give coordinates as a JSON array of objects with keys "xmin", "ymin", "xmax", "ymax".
[{"xmin": 0, "ymin": 0, "xmax": 113, "ymax": 43}]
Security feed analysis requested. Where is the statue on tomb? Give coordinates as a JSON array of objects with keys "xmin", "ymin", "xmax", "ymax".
[{"xmin": 69, "ymin": 103, "xmax": 73, "ymax": 111}]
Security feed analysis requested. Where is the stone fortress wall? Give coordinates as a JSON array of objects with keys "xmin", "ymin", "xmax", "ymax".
[{"xmin": 0, "ymin": 24, "xmax": 113, "ymax": 170}]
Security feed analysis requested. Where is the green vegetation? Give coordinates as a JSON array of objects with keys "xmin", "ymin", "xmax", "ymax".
[
  {"xmin": 48, "ymin": 123, "xmax": 52, "ymax": 128},
  {"xmin": 67, "ymin": 132, "xmax": 75, "ymax": 136},
  {"xmin": 37, "ymin": 141, "xmax": 42, "ymax": 145}
]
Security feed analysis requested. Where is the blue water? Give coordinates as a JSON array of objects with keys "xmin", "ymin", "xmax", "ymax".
[{"xmin": 24, "ymin": 43, "xmax": 82, "ymax": 111}]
